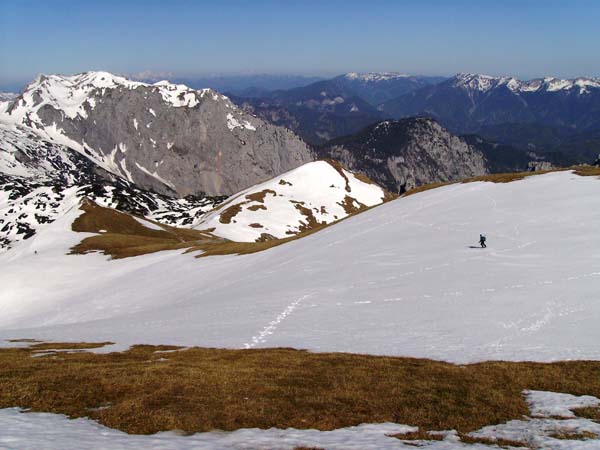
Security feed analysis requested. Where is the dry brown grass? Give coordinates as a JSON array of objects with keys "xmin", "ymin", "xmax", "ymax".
[
  {"xmin": 402, "ymin": 181, "xmax": 454, "ymax": 197},
  {"xmin": 572, "ymin": 165, "xmax": 600, "ymax": 177},
  {"xmin": 2, "ymin": 344, "xmax": 600, "ymax": 436},
  {"xmin": 293, "ymin": 202, "xmax": 322, "ymax": 233},
  {"xmin": 459, "ymin": 435, "xmax": 529, "ymax": 447},
  {"xmin": 293, "ymin": 447, "xmax": 325, "ymax": 450},
  {"xmin": 549, "ymin": 430, "xmax": 598, "ymax": 440},
  {"xmin": 70, "ymin": 201, "xmax": 224, "ymax": 259},
  {"xmin": 462, "ymin": 169, "xmax": 560, "ymax": 184},
  {"xmin": 28, "ymin": 342, "xmax": 114, "ymax": 351},
  {"xmin": 70, "ymin": 201, "xmax": 223, "ymax": 259},
  {"xmin": 402, "ymin": 171, "xmax": 552, "ymax": 198},
  {"xmin": 574, "ymin": 406, "xmax": 600, "ymax": 421},
  {"xmin": 324, "ymin": 158, "xmax": 351, "ymax": 192},
  {"xmin": 392, "ymin": 429, "xmax": 444, "ymax": 441},
  {"xmin": 216, "ymin": 189, "xmax": 277, "ymax": 226},
  {"xmin": 245, "ymin": 189, "xmax": 276, "ymax": 203},
  {"xmin": 324, "ymin": 159, "xmax": 399, "ymax": 200},
  {"xmin": 337, "ymin": 195, "xmax": 367, "ymax": 215},
  {"xmin": 218, "ymin": 203, "xmax": 243, "ymax": 224},
  {"xmin": 247, "ymin": 204, "xmax": 267, "ymax": 211},
  {"xmin": 403, "ymin": 165, "xmax": 600, "ymax": 198}
]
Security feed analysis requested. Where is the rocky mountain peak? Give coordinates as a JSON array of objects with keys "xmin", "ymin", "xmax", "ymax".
[
  {"xmin": 318, "ymin": 117, "xmax": 488, "ymax": 193},
  {"xmin": 0, "ymin": 71, "xmax": 315, "ymax": 197}
]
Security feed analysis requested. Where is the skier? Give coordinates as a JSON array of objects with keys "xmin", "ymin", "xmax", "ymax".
[{"xmin": 479, "ymin": 234, "xmax": 487, "ymax": 248}]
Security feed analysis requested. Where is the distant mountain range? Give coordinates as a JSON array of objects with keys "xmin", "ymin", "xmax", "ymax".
[
  {"xmin": 227, "ymin": 72, "xmax": 600, "ymax": 163},
  {"xmin": 382, "ymin": 73, "xmax": 600, "ymax": 132},
  {"xmin": 340, "ymin": 72, "xmax": 446, "ymax": 105},
  {"xmin": 130, "ymin": 73, "xmax": 326, "ymax": 97},
  {"xmin": 230, "ymin": 72, "xmax": 443, "ymax": 144},
  {"xmin": 379, "ymin": 73, "xmax": 600, "ymax": 163},
  {"xmin": 317, "ymin": 117, "xmax": 487, "ymax": 193}
]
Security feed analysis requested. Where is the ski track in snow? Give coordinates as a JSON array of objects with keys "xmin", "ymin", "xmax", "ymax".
[
  {"xmin": 244, "ymin": 294, "xmax": 312, "ymax": 349},
  {"xmin": 1, "ymin": 171, "xmax": 600, "ymax": 363}
]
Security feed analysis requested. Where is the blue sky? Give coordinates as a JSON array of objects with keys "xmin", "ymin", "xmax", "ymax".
[{"xmin": 1, "ymin": 0, "xmax": 599, "ymax": 88}]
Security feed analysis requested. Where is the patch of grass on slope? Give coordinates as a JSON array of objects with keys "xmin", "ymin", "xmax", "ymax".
[
  {"xmin": 70, "ymin": 166, "xmax": 599, "ymax": 259},
  {"xmin": 70, "ymin": 200, "xmax": 224, "ymax": 259},
  {"xmin": 403, "ymin": 165, "xmax": 600, "ymax": 197},
  {"xmin": 1, "ymin": 344, "xmax": 600, "ymax": 435}
]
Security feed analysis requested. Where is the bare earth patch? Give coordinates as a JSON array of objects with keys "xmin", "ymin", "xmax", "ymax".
[
  {"xmin": 247, "ymin": 204, "xmax": 267, "ymax": 211},
  {"xmin": 218, "ymin": 203, "xmax": 243, "ymax": 224},
  {"xmin": 293, "ymin": 202, "xmax": 322, "ymax": 233},
  {"xmin": 245, "ymin": 189, "xmax": 277, "ymax": 203},
  {"xmin": 337, "ymin": 195, "xmax": 367, "ymax": 215}
]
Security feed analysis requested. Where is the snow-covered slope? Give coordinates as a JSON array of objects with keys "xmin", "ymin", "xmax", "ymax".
[
  {"xmin": 0, "ymin": 124, "xmax": 223, "ymax": 251},
  {"xmin": 0, "ymin": 92, "xmax": 18, "ymax": 102},
  {"xmin": 1, "ymin": 171, "xmax": 599, "ymax": 363},
  {"xmin": 196, "ymin": 160, "xmax": 390, "ymax": 242},
  {"xmin": 0, "ymin": 71, "xmax": 314, "ymax": 196},
  {"xmin": 344, "ymin": 72, "xmax": 412, "ymax": 82},
  {"xmin": 452, "ymin": 73, "xmax": 600, "ymax": 95},
  {"xmin": 382, "ymin": 73, "xmax": 600, "ymax": 134}
]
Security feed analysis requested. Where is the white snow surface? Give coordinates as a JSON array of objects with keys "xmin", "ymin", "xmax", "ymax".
[
  {"xmin": 0, "ymin": 71, "xmax": 218, "ymax": 125},
  {"xmin": 1, "ymin": 171, "xmax": 600, "ymax": 363},
  {"xmin": 526, "ymin": 390, "xmax": 600, "ymax": 418},
  {"xmin": 196, "ymin": 160, "xmax": 387, "ymax": 242},
  {"xmin": 0, "ymin": 92, "xmax": 18, "ymax": 102},
  {"xmin": 226, "ymin": 112, "xmax": 257, "ymax": 131},
  {"xmin": 453, "ymin": 73, "xmax": 600, "ymax": 94},
  {"xmin": 131, "ymin": 216, "xmax": 166, "ymax": 231},
  {"xmin": 1, "ymin": 390, "xmax": 599, "ymax": 449},
  {"xmin": 344, "ymin": 72, "xmax": 410, "ymax": 81}
]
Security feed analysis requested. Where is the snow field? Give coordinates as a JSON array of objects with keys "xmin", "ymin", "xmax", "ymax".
[{"xmin": 0, "ymin": 171, "xmax": 599, "ymax": 363}]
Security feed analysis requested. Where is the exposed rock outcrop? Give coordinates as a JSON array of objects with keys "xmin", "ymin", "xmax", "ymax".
[
  {"xmin": 318, "ymin": 118, "xmax": 488, "ymax": 193},
  {"xmin": 1, "ymin": 72, "xmax": 314, "ymax": 197}
]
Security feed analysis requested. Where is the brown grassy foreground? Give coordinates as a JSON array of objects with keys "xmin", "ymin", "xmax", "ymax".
[{"xmin": 1, "ymin": 343, "xmax": 600, "ymax": 436}]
